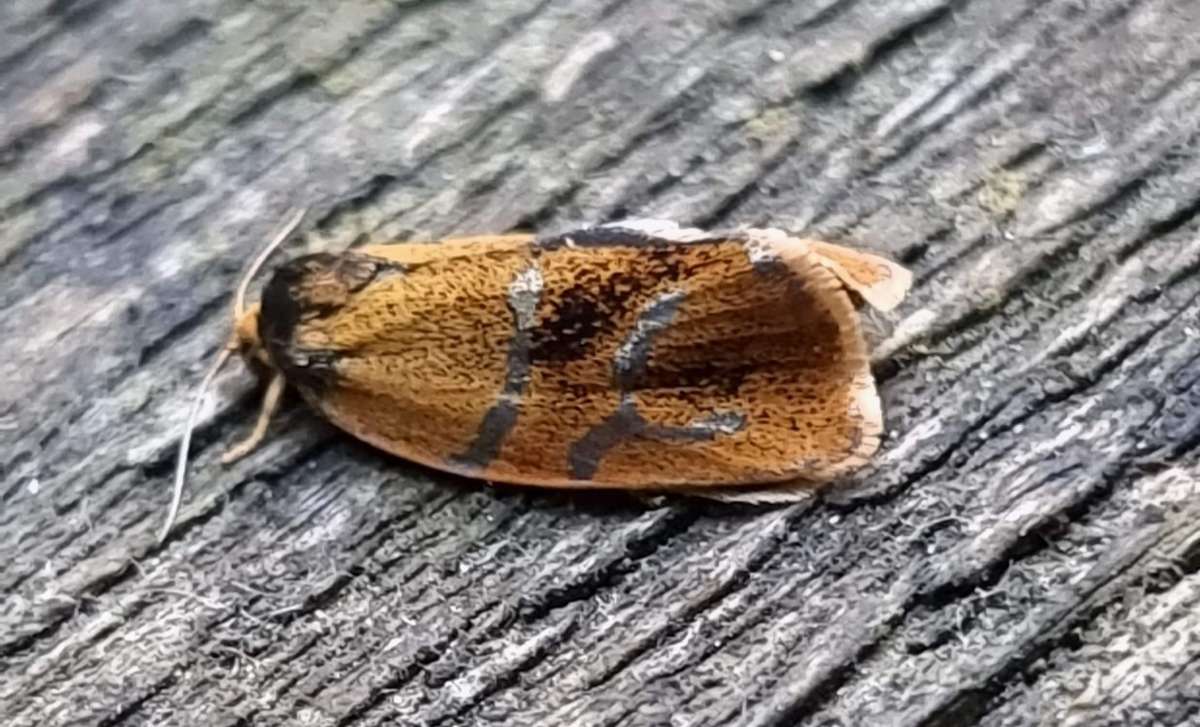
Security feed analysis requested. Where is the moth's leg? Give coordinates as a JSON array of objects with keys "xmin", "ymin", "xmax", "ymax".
[{"xmin": 221, "ymin": 373, "xmax": 286, "ymax": 464}]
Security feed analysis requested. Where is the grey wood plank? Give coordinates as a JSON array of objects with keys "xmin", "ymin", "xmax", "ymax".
[{"xmin": 3, "ymin": 0, "xmax": 1199, "ymax": 725}]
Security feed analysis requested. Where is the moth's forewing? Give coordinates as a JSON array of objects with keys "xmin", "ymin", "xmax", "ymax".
[
  {"xmin": 355, "ymin": 233, "xmax": 536, "ymax": 265},
  {"xmin": 262, "ymin": 238, "xmax": 536, "ymax": 466},
  {"xmin": 259, "ymin": 229, "xmax": 886, "ymax": 491}
]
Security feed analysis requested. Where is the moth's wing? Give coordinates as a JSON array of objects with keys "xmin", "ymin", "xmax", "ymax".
[
  {"xmin": 802, "ymin": 238, "xmax": 912, "ymax": 312},
  {"xmin": 303, "ymin": 233, "xmax": 542, "ymax": 472},
  {"xmin": 257, "ymin": 238, "xmax": 546, "ymax": 478},
  {"xmin": 608, "ymin": 222, "xmax": 912, "ymax": 311},
  {"xmin": 483, "ymin": 228, "xmax": 883, "ymax": 489},
  {"xmin": 259, "ymin": 228, "xmax": 884, "ymax": 494},
  {"xmin": 355, "ymin": 233, "xmax": 536, "ymax": 265}
]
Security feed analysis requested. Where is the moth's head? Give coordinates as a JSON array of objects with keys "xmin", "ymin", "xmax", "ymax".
[
  {"xmin": 158, "ymin": 208, "xmax": 307, "ymax": 546},
  {"xmin": 223, "ymin": 208, "xmax": 309, "ymax": 376},
  {"xmin": 231, "ymin": 302, "xmax": 272, "ymax": 370}
]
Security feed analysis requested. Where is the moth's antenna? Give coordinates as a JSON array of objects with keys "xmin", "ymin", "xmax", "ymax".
[
  {"xmin": 158, "ymin": 207, "xmax": 305, "ymax": 545},
  {"xmin": 235, "ymin": 207, "xmax": 306, "ymax": 319},
  {"xmin": 159, "ymin": 344, "xmax": 233, "ymax": 544}
]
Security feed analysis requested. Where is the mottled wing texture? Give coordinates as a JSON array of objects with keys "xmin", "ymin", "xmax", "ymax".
[
  {"xmin": 258, "ymin": 226, "xmax": 895, "ymax": 490},
  {"xmin": 258, "ymin": 234, "xmax": 539, "ymax": 472}
]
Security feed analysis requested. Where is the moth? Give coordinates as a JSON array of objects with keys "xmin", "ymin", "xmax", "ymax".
[{"xmin": 159, "ymin": 210, "xmax": 911, "ymax": 542}]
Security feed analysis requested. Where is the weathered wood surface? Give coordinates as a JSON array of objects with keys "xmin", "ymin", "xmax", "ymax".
[{"xmin": 3, "ymin": 0, "xmax": 1200, "ymax": 725}]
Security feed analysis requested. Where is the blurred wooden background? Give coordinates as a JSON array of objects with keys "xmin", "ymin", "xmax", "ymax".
[{"xmin": 3, "ymin": 0, "xmax": 1200, "ymax": 725}]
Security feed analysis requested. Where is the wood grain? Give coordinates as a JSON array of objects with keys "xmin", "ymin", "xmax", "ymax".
[{"xmin": 2, "ymin": 0, "xmax": 1199, "ymax": 725}]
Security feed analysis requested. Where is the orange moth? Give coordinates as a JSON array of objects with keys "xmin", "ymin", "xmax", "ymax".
[{"xmin": 159, "ymin": 211, "xmax": 910, "ymax": 542}]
